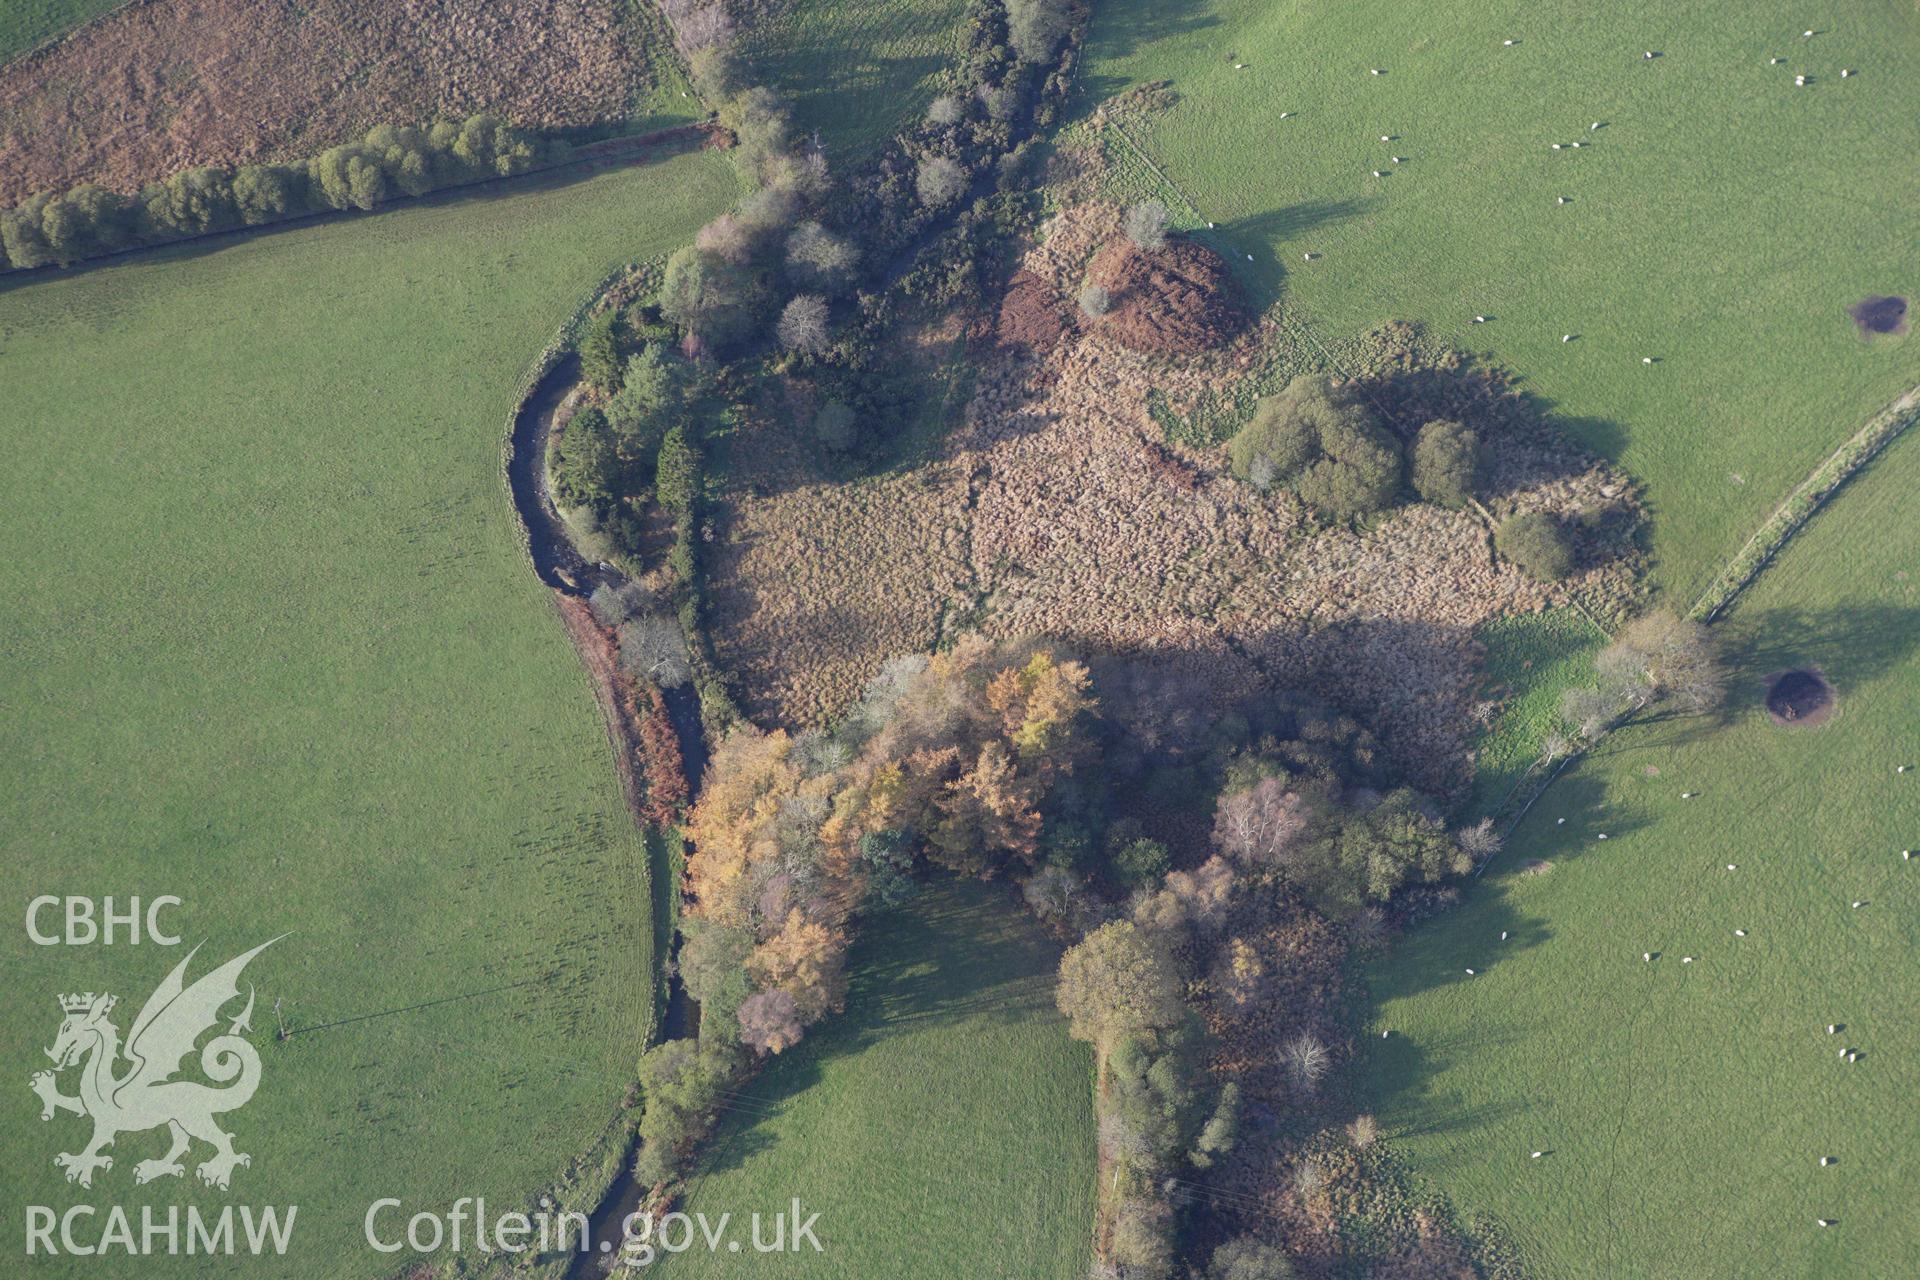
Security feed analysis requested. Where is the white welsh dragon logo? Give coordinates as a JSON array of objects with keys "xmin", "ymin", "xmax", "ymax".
[{"xmin": 29, "ymin": 938, "xmax": 282, "ymax": 1191}]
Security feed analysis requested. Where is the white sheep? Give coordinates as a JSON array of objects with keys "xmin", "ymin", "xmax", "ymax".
[
  {"xmin": 1501, "ymin": 930, "xmax": 1510, "ymax": 941},
  {"xmin": 1681, "ymin": 956, "xmax": 1694, "ymax": 964},
  {"xmin": 1557, "ymin": 196, "xmax": 1568, "ymax": 204},
  {"xmin": 1380, "ymin": 134, "xmax": 1392, "ymax": 142},
  {"xmin": 1818, "ymin": 1219, "xmax": 1835, "ymax": 1227},
  {"xmin": 1530, "ymin": 1150, "xmax": 1544, "ymax": 1158},
  {"xmin": 1465, "ymin": 967, "xmax": 1477, "ymax": 976},
  {"xmin": 1597, "ymin": 831, "xmax": 1608, "ymax": 838},
  {"xmin": 1828, "ymin": 1024, "xmax": 1838, "ymax": 1034},
  {"xmin": 1840, "ymin": 69, "xmax": 1853, "ymax": 78},
  {"xmin": 1551, "ymin": 143, "xmax": 1564, "ymax": 150},
  {"xmin": 1643, "ymin": 357, "xmax": 1655, "ymax": 364},
  {"xmin": 1642, "ymin": 952, "xmax": 1652, "ymax": 962},
  {"xmin": 1644, "ymin": 51, "xmax": 1655, "ymax": 59},
  {"xmin": 1371, "ymin": 68, "xmax": 1385, "ymax": 76},
  {"xmin": 1474, "ymin": 315, "xmax": 1489, "ymax": 323},
  {"xmin": 1504, "ymin": 40, "xmax": 1517, "ymax": 47},
  {"xmin": 1279, "ymin": 112, "xmax": 1293, "ymax": 119},
  {"xmin": 1734, "ymin": 929, "xmax": 1747, "ymax": 937},
  {"xmin": 1903, "ymin": 850, "xmax": 1912, "ymax": 861},
  {"xmin": 1591, "ymin": 122, "xmax": 1603, "ymax": 130},
  {"xmin": 1848, "ymin": 1051, "xmax": 1859, "ymax": 1063},
  {"xmin": 1821, "ymin": 1156, "xmax": 1834, "ymax": 1166},
  {"xmin": 1681, "ymin": 791, "xmax": 1697, "ymax": 798},
  {"xmin": 1373, "ymin": 170, "xmax": 1386, "ymax": 178},
  {"xmin": 1852, "ymin": 900, "xmax": 1865, "ymax": 909},
  {"xmin": 1727, "ymin": 863, "xmax": 1737, "ymax": 870}
]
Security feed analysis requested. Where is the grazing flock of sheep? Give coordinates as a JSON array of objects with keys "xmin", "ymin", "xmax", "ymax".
[
  {"xmin": 1435, "ymin": 758, "xmax": 1913, "ymax": 1230},
  {"xmin": 1249, "ymin": 24, "xmax": 1864, "ymax": 376}
]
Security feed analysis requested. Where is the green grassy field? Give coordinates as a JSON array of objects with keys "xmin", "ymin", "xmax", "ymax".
[
  {"xmin": 1083, "ymin": 0, "xmax": 1920, "ymax": 601},
  {"xmin": 0, "ymin": 155, "xmax": 735, "ymax": 1275},
  {"xmin": 0, "ymin": 0, "xmax": 121, "ymax": 63},
  {"xmin": 1361, "ymin": 428, "xmax": 1920, "ymax": 1276},
  {"xmin": 1463, "ymin": 608, "xmax": 1606, "ymax": 820},
  {"xmin": 741, "ymin": 0, "xmax": 971, "ymax": 156},
  {"xmin": 657, "ymin": 879, "xmax": 1096, "ymax": 1279}
]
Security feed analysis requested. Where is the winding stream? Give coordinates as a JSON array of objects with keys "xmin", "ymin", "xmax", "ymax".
[{"xmin": 505, "ymin": 352, "xmax": 709, "ymax": 1271}]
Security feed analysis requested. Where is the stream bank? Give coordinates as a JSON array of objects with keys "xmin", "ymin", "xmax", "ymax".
[{"xmin": 506, "ymin": 348, "xmax": 709, "ymax": 1273}]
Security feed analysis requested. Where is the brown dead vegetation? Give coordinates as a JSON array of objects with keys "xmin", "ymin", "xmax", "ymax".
[
  {"xmin": 708, "ymin": 202, "xmax": 1641, "ymax": 798},
  {"xmin": 996, "ymin": 269, "xmax": 1075, "ymax": 354},
  {"xmin": 0, "ymin": 0, "xmax": 666, "ymax": 203},
  {"xmin": 1085, "ymin": 233, "xmax": 1249, "ymax": 355}
]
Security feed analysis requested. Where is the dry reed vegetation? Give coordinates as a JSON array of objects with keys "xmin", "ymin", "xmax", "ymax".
[
  {"xmin": 709, "ymin": 202, "xmax": 1640, "ymax": 797},
  {"xmin": 0, "ymin": 0, "xmax": 669, "ymax": 203}
]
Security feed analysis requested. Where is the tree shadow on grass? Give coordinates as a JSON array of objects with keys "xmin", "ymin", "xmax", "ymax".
[
  {"xmin": 684, "ymin": 878, "xmax": 1070, "ymax": 1170},
  {"xmin": 1196, "ymin": 199, "xmax": 1370, "ymax": 309},
  {"xmin": 1720, "ymin": 603, "xmax": 1920, "ymax": 693},
  {"xmin": 1588, "ymin": 604, "xmax": 1920, "ymax": 749},
  {"xmin": 1076, "ymin": 0, "xmax": 1224, "ymax": 100}
]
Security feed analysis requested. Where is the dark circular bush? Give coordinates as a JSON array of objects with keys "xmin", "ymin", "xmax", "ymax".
[
  {"xmin": 1495, "ymin": 511, "xmax": 1575, "ymax": 581},
  {"xmin": 1411, "ymin": 418, "xmax": 1482, "ymax": 508},
  {"xmin": 1229, "ymin": 375, "xmax": 1404, "ymax": 518}
]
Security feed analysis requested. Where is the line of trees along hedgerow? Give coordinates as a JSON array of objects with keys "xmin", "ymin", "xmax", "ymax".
[{"xmin": 0, "ymin": 115, "xmax": 550, "ymax": 271}]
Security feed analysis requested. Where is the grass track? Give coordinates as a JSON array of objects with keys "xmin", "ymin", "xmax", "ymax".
[
  {"xmin": 0, "ymin": 155, "xmax": 735, "ymax": 1276},
  {"xmin": 656, "ymin": 879, "xmax": 1096, "ymax": 1279},
  {"xmin": 1082, "ymin": 0, "xmax": 1920, "ymax": 601},
  {"xmin": 1361, "ymin": 429, "xmax": 1920, "ymax": 1276}
]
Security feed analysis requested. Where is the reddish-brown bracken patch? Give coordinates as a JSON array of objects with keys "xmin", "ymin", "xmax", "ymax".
[
  {"xmin": 1085, "ymin": 234, "xmax": 1248, "ymax": 355},
  {"xmin": 0, "ymin": 0, "xmax": 664, "ymax": 203}
]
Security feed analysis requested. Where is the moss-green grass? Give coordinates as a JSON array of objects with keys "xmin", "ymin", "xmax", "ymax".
[
  {"xmin": 741, "ymin": 0, "xmax": 972, "ymax": 156},
  {"xmin": 1360, "ymin": 428, "xmax": 1920, "ymax": 1276},
  {"xmin": 0, "ymin": 0, "xmax": 122, "ymax": 63},
  {"xmin": 1463, "ymin": 608, "xmax": 1605, "ymax": 820},
  {"xmin": 657, "ymin": 878, "xmax": 1096, "ymax": 1279},
  {"xmin": 0, "ymin": 155, "xmax": 735, "ymax": 1276},
  {"xmin": 1083, "ymin": 0, "xmax": 1920, "ymax": 601}
]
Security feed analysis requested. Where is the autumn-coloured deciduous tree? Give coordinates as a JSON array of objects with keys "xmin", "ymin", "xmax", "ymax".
[
  {"xmin": 749, "ymin": 909, "xmax": 848, "ymax": 1025},
  {"xmin": 1056, "ymin": 921, "xmax": 1185, "ymax": 1052},
  {"xmin": 736, "ymin": 989, "xmax": 803, "ymax": 1055},
  {"xmin": 681, "ymin": 638, "xmax": 1100, "ymax": 1055}
]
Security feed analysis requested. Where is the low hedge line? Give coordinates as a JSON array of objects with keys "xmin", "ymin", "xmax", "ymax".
[
  {"xmin": 0, "ymin": 114, "xmax": 555, "ymax": 272},
  {"xmin": 1691, "ymin": 385, "xmax": 1920, "ymax": 621}
]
